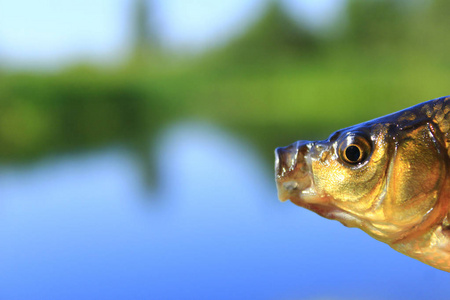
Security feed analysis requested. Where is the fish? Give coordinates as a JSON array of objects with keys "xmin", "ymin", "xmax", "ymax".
[{"xmin": 275, "ymin": 96, "xmax": 450, "ymax": 272}]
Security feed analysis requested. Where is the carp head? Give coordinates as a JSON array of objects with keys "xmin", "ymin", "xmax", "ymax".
[{"xmin": 275, "ymin": 104, "xmax": 449, "ymax": 246}]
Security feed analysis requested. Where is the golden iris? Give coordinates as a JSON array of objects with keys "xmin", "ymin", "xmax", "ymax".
[{"xmin": 338, "ymin": 133, "xmax": 372, "ymax": 165}]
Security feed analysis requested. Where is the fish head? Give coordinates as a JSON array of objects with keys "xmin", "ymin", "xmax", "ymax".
[{"xmin": 275, "ymin": 118, "xmax": 447, "ymax": 244}]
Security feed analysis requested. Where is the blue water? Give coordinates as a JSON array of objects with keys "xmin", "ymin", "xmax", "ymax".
[{"xmin": 0, "ymin": 123, "xmax": 448, "ymax": 300}]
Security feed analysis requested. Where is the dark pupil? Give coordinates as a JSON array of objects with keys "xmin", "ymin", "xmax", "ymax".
[{"xmin": 345, "ymin": 145, "xmax": 361, "ymax": 162}]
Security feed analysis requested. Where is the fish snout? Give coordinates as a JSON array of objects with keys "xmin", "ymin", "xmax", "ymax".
[
  {"xmin": 275, "ymin": 145, "xmax": 295, "ymax": 178},
  {"xmin": 275, "ymin": 141, "xmax": 314, "ymax": 201},
  {"xmin": 275, "ymin": 141, "xmax": 310, "ymax": 178}
]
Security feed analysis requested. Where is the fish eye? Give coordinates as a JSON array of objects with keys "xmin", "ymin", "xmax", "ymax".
[{"xmin": 338, "ymin": 133, "xmax": 371, "ymax": 165}]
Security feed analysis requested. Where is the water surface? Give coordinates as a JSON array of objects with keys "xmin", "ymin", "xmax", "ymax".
[{"xmin": 0, "ymin": 123, "xmax": 448, "ymax": 300}]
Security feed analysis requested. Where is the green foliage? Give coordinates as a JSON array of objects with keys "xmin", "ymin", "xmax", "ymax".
[
  {"xmin": 0, "ymin": 0, "xmax": 449, "ymax": 170},
  {"xmin": 219, "ymin": 0, "xmax": 318, "ymax": 64},
  {"xmin": 407, "ymin": 0, "xmax": 450, "ymax": 64},
  {"xmin": 0, "ymin": 70, "xmax": 161, "ymax": 162},
  {"xmin": 344, "ymin": 0, "xmax": 409, "ymax": 52}
]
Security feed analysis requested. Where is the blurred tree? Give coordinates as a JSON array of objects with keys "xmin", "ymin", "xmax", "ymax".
[
  {"xmin": 131, "ymin": 0, "xmax": 159, "ymax": 64},
  {"xmin": 410, "ymin": 0, "xmax": 450, "ymax": 63},
  {"xmin": 427, "ymin": 0, "xmax": 450, "ymax": 22},
  {"xmin": 3, "ymin": 0, "xmax": 450, "ymax": 189},
  {"xmin": 344, "ymin": 0, "xmax": 408, "ymax": 52},
  {"xmin": 222, "ymin": 0, "xmax": 318, "ymax": 64}
]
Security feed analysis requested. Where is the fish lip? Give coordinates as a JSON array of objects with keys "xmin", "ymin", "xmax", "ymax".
[
  {"xmin": 274, "ymin": 148, "xmax": 281, "ymax": 178},
  {"xmin": 275, "ymin": 142, "xmax": 301, "ymax": 179},
  {"xmin": 275, "ymin": 141, "xmax": 315, "ymax": 202},
  {"xmin": 289, "ymin": 195, "xmax": 361, "ymax": 227}
]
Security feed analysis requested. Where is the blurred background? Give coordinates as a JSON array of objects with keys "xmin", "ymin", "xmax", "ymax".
[{"xmin": 0, "ymin": 0, "xmax": 450, "ymax": 299}]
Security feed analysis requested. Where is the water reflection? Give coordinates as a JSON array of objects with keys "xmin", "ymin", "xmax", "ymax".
[{"xmin": 0, "ymin": 123, "xmax": 448, "ymax": 300}]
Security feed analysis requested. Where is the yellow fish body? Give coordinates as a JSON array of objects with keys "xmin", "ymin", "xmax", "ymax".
[{"xmin": 275, "ymin": 96, "xmax": 450, "ymax": 272}]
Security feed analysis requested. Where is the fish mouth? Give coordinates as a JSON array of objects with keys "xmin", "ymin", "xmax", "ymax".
[
  {"xmin": 275, "ymin": 141, "xmax": 359, "ymax": 226},
  {"xmin": 275, "ymin": 141, "xmax": 316, "ymax": 202}
]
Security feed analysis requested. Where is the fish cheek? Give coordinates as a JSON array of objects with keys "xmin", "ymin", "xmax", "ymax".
[
  {"xmin": 311, "ymin": 135, "xmax": 389, "ymax": 213},
  {"xmin": 385, "ymin": 125, "xmax": 446, "ymax": 226}
]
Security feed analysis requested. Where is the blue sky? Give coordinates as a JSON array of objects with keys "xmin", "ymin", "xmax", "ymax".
[{"xmin": 0, "ymin": 0, "xmax": 344, "ymax": 68}]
